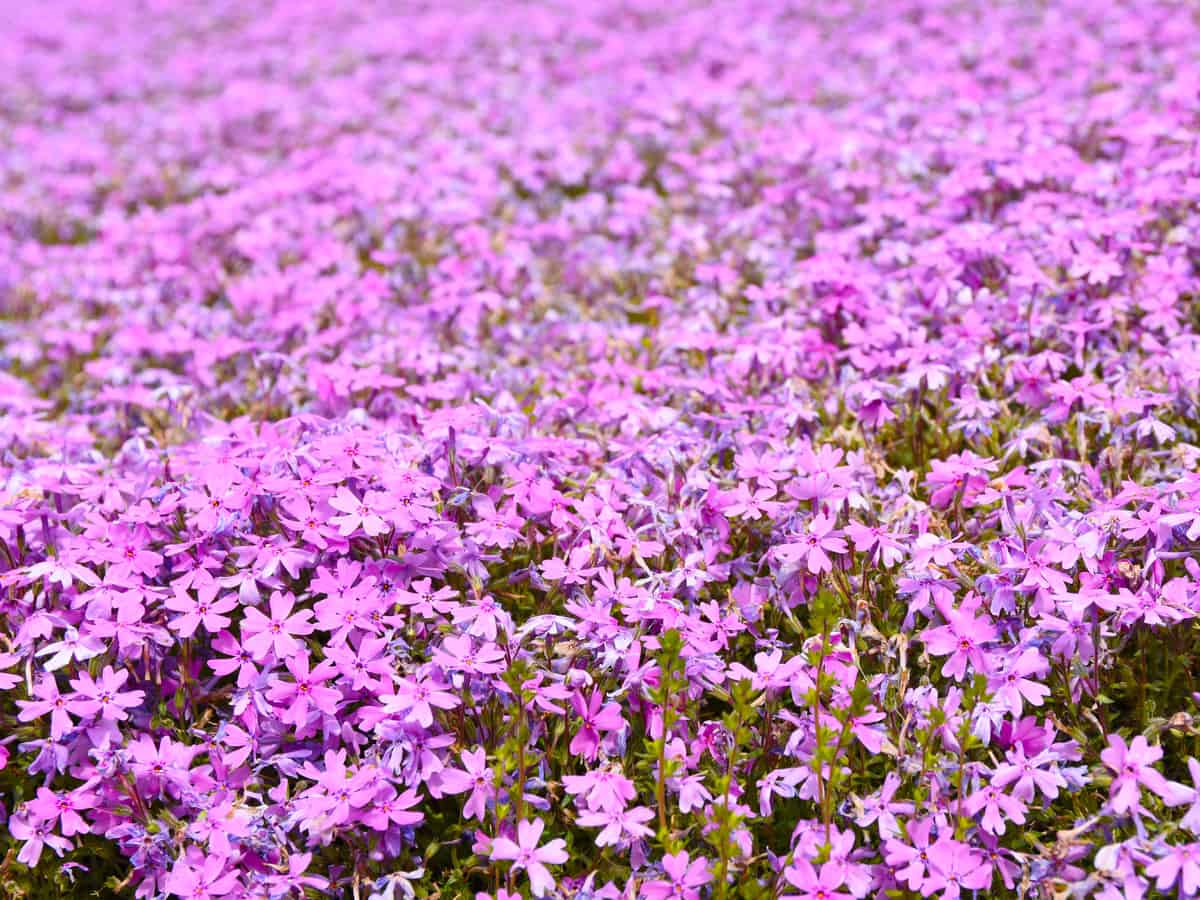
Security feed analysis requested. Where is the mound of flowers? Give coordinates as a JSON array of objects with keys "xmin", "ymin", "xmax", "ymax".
[{"xmin": 3, "ymin": 0, "xmax": 1200, "ymax": 897}]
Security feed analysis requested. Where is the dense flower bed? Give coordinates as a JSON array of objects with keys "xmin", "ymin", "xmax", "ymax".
[{"xmin": 3, "ymin": 1, "xmax": 1200, "ymax": 897}]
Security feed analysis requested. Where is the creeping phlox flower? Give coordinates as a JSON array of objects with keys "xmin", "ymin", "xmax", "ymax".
[
  {"xmin": 3, "ymin": 0, "xmax": 1200, "ymax": 897},
  {"xmin": 489, "ymin": 819, "xmax": 569, "ymax": 897}
]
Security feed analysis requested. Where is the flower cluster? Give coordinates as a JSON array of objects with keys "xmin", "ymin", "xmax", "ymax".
[{"xmin": 3, "ymin": 0, "xmax": 1200, "ymax": 898}]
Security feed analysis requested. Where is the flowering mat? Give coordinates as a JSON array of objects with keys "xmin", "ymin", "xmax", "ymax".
[{"xmin": 3, "ymin": 2, "xmax": 1200, "ymax": 899}]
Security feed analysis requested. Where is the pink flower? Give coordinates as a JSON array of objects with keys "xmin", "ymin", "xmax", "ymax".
[
  {"xmin": 436, "ymin": 747, "xmax": 495, "ymax": 820},
  {"xmin": 1175, "ymin": 758, "xmax": 1200, "ymax": 832},
  {"xmin": 575, "ymin": 805, "xmax": 654, "ymax": 846},
  {"xmin": 382, "ymin": 672, "xmax": 460, "ymax": 728},
  {"xmin": 18, "ymin": 676, "xmax": 78, "ymax": 739},
  {"xmin": 361, "ymin": 785, "xmax": 424, "ymax": 831},
  {"xmin": 165, "ymin": 580, "xmax": 237, "ymax": 637},
  {"xmin": 431, "ymin": 634, "xmax": 507, "ymax": 676},
  {"xmin": 987, "ymin": 647, "xmax": 1050, "ymax": 715},
  {"xmin": 564, "ymin": 767, "xmax": 637, "ymax": 814},
  {"xmin": 853, "ymin": 772, "xmax": 913, "ymax": 838},
  {"xmin": 845, "ymin": 521, "xmax": 905, "ymax": 567},
  {"xmin": 990, "ymin": 747, "xmax": 1066, "ymax": 802},
  {"xmin": 451, "ymin": 594, "xmax": 511, "ymax": 642},
  {"xmin": 264, "ymin": 852, "xmax": 330, "ymax": 896},
  {"xmin": 34, "ymin": 626, "xmax": 105, "ymax": 671},
  {"xmin": 775, "ymin": 514, "xmax": 848, "ymax": 575},
  {"xmin": 569, "ymin": 689, "xmax": 625, "ymax": 761},
  {"xmin": 328, "ymin": 486, "xmax": 390, "ymax": 536},
  {"xmin": 540, "ymin": 546, "xmax": 599, "ymax": 585},
  {"xmin": 28, "ymin": 786, "xmax": 97, "ymax": 836},
  {"xmin": 1101, "ymin": 734, "xmax": 1175, "ymax": 815},
  {"xmin": 1069, "ymin": 242, "xmax": 1122, "ymax": 285},
  {"xmin": 396, "ymin": 577, "xmax": 458, "ymax": 617},
  {"xmin": 884, "ymin": 817, "xmax": 935, "ymax": 890},
  {"xmin": 208, "ymin": 630, "xmax": 261, "ymax": 687},
  {"xmin": 964, "ymin": 784, "xmax": 1027, "ymax": 835},
  {"xmin": 490, "ymin": 818, "xmax": 568, "ymax": 898},
  {"xmin": 924, "ymin": 453, "xmax": 994, "ymax": 509},
  {"xmin": 781, "ymin": 860, "xmax": 853, "ymax": 900},
  {"xmin": 920, "ymin": 601, "xmax": 997, "ymax": 681},
  {"xmin": 165, "ymin": 854, "xmax": 240, "ymax": 898},
  {"xmin": 643, "ymin": 851, "xmax": 712, "ymax": 900},
  {"xmin": 922, "ymin": 837, "xmax": 993, "ymax": 898}
]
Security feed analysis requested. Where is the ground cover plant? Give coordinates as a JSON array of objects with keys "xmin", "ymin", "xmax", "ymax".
[{"xmin": 3, "ymin": 0, "xmax": 1200, "ymax": 897}]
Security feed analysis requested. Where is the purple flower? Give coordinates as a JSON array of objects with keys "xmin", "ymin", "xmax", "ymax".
[
  {"xmin": 67, "ymin": 665, "xmax": 144, "ymax": 722},
  {"xmin": 8, "ymin": 815, "xmax": 72, "ymax": 867},
  {"xmin": 435, "ymin": 747, "xmax": 495, "ymax": 820}
]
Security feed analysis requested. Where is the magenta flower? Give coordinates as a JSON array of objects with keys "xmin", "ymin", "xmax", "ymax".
[
  {"xmin": 165, "ymin": 854, "xmax": 240, "ymax": 899},
  {"xmin": 1101, "ymin": 734, "xmax": 1175, "ymax": 815},
  {"xmin": 240, "ymin": 590, "xmax": 315, "ymax": 660},
  {"xmin": 265, "ymin": 653, "xmax": 341, "ymax": 730}
]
